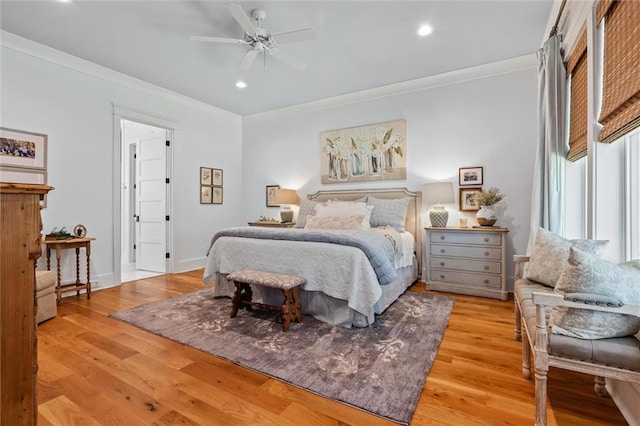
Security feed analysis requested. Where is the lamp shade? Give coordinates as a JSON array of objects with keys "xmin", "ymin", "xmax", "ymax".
[
  {"xmin": 424, "ymin": 182, "xmax": 454, "ymax": 227},
  {"xmin": 423, "ymin": 182, "xmax": 454, "ymax": 205},
  {"xmin": 273, "ymin": 189, "xmax": 299, "ymax": 206}
]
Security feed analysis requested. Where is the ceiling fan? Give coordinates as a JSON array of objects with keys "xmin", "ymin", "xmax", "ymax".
[{"xmin": 191, "ymin": 3, "xmax": 316, "ymax": 71}]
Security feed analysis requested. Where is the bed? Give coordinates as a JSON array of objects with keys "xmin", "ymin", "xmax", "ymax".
[{"xmin": 203, "ymin": 188, "xmax": 422, "ymax": 327}]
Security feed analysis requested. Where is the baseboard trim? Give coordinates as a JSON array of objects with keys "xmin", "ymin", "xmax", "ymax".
[{"xmin": 176, "ymin": 257, "xmax": 207, "ymax": 274}]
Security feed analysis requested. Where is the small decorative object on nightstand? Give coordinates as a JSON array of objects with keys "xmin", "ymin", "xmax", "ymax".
[
  {"xmin": 424, "ymin": 182, "xmax": 454, "ymax": 227},
  {"xmin": 273, "ymin": 188, "xmax": 299, "ymax": 223}
]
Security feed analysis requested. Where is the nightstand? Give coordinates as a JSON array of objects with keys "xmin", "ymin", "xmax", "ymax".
[
  {"xmin": 247, "ymin": 221, "xmax": 296, "ymax": 228},
  {"xmin": 425, "ymin": 226, "xmax": 508, "ymax": 300}
]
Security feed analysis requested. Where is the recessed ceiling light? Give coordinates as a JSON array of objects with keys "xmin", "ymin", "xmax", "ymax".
[
  {"xmin": 417, "ymin": 25, "xmax": 433, "ymax": 37},
  {"xmin": 235, "ymin": 81, "xmax": 247, "ymax": 89}
]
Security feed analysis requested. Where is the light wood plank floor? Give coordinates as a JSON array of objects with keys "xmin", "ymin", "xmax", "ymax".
[{"xmin": 37, "ymin": 270, "xmax": 628, "ymax": 425}]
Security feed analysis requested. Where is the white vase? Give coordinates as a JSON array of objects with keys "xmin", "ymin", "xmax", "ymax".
[{"xmin": 476, "ymin": 205, "xmax": 497, "ymax": 226}]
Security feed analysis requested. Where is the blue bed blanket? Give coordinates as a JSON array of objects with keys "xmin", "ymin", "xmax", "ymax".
[{"xmin": 207, "ymin": 227, "xmax": 398, "ymax": 285}]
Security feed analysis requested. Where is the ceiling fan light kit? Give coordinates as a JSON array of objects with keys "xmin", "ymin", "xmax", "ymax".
[{"xmin": 191, "ymin": 3, "xmax": 316, "ymax": 72}]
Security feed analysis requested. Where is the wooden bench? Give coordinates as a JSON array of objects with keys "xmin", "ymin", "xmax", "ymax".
[{"xmin": 226, "ymin": 269, "xmax": 304, "ymax": 332}]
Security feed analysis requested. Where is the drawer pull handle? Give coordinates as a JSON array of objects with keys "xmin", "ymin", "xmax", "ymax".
[
  {"xmin": 440, "ymin": 235, "xmax": 445, "ymax": 240},
  {"xmin": 484, "ymin": 237, "xmax": 489, "ymax": 242},
  {"xmin": 440, "ymin": 274, "xmax": 446, "ymax": 279},
  {"xmin": 484, "ymin": 265, "xmax": 490, "ymax": 270},
  {"xmin": 440, "ymin": 262, "xmax": 445, "ymax": 266},
  {"xmin": 484, "ymin": 279, "xmax": 490, "ymax": 284},
  {"xmin": 484, "ymin": 251, "xmax": 490, "ymax": 256},
  {"xmin": 440, "ymin": 249, "xmax": 446, "ymax": 253}
]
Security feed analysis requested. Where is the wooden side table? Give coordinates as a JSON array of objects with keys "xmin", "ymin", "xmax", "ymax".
[
  {"xmin": 44, "ymin": 237, "xmax": 95, "ymax": 304},
  {"xmin": 247, "ymin": 221, "xmax": 296, "ymax": 228}
]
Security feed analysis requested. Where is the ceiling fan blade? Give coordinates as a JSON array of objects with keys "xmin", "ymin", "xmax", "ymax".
[
  {"xmin": 226, "ymin": 3, "xmax": 257, "ymax": 36},
  {"xmin": 238, "ymin": 49, "xmax": 259, "ymax": 71},
  {"xmin": 190, "ymin": 35, "xmax": 249, "ymax": 45},
  {"xmin": 268, "ymin": 48, "xmax": 307, "ymax": 71},
  {"xmin": 270, "ymin": 28, "xmax": 316, "ymax": 45}
]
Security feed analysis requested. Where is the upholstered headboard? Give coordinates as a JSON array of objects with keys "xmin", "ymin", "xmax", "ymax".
[{"xmin": 307, "ymin": 188, "xmax": 422, "ymax": 278}]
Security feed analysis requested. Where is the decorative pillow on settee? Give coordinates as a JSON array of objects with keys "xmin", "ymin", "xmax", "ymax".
[
  {"xmin": 526, "ymin": 227, "xmax": 608, "ymax": 287},
  {"xmin": 550, "ymin": 248, "xmax": 640, "ymax": 339}
]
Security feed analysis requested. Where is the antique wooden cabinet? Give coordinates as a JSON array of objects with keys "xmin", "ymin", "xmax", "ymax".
[{"xmin": 1, "ymin": 183, "xmax": 52, "ymax": 425}]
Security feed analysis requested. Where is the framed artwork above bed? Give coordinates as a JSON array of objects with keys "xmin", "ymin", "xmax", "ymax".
[{"xmin": 320, "ymin": 120, "xmax": 407, "ymax": 184}]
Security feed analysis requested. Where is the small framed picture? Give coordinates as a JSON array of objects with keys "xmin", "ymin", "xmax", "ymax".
[
  {"xmin": 212, "ymin": 186, "xmax": 223, "ymax": 205},
  {"xmin": 459, "ymin": 167, "xmax": 483, "ymax": 186},
  {"xmin": 459, "ymin": 187, "xmax": 482, "ymax": 211},
  {"xmin": 200, "ymin": 167, "xmax": 212, "ymax": 186},
  {"xmin": 200, "ymin": 185, "xmax": 212, "ymax": 204},
  {"xmin": 0, "ymin": 127, "xmax": 47, "ymax": 170},
  {"xmin": 266, "ymin": 184, "xmax": 280, "ymax": 207},
  {"xmin": 212, "ymin": 168, "xmax": 223, "ymax": 186}
]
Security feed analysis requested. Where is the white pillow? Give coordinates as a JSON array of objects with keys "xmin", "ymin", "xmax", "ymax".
[
  {"xmin": 526, "ymin": 228, "xmax": 608, "ymax": 287},
  {"xmin": 305, "ymin": 215, "xmax": 365, "ymax": 230},
  {"xmin": 366, "ymin": 197, "xmax": 410, "ymax": 232},
  {"xmin": 294, "ymin": 199, "xmax": 322, "ymax": 228},
  {"xmin": 314, "ymin": 203, "xmax": 373, "ymax": 229}
]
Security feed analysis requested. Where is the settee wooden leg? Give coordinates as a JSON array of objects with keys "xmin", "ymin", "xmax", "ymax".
[
  {"xmin": 594, "ymin": 376, "xmax": 609, "ymax": 396},
  {"xmin": 514, "ymin": 299, "xmax": 522, "ymax": 341},
  {"xmin": 534, "ymin": 366, "xmax": 548, "ymax": 426},
  {"xmin": 522, "ymin": 323, "xmax": 532, "ymax": 379}
]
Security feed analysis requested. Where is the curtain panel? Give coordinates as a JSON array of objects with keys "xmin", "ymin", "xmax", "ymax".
[{"xmin": 597, "ymin": 0, "xmax": 640, "ymax": 143}]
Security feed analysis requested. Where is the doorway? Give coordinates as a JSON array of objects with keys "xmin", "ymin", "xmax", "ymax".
[{"xmin": 120, "ymin": 119, "xmax": 170, "ymax": 283}]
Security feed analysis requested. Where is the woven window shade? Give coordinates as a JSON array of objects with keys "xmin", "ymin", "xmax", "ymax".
[
  {"xmin": 567, "ymin": 30, "xmax": 588, "ymax": 161},
  {"xmin": 597, "ymin": 0, "xmax": 640, "ymax": 143}
]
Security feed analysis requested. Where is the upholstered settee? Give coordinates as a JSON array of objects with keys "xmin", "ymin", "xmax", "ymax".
[
  {"xmin": 35, "ymin": 270, "xmax": 57, "ymax": 324},
  {"xmin": 513, "ymin": 229, "xmax": 640, "ymax": 426}
]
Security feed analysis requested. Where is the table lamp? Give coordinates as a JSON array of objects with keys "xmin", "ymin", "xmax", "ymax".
[
  {"xmin": 274, "ymin": 188, "xmax": 299, "ymax": 223},
  {"xmin": 424, "ymin": 182, "xmax": 454, "ymax": 227}
]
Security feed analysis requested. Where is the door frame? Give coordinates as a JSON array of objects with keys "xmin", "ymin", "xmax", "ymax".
[{"xmin": 112, "ymin": 105, "xmax": 176, "ymax": 284}]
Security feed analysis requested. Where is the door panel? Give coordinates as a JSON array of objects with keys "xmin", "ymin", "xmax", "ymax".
[{"xmin": 136, "ymin": 134, "xmax": 166, "ymax": 273}]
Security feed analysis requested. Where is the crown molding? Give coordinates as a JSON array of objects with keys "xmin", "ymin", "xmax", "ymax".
[
  {"xmin": 0, "ymin": 30, "xmax": 239, "ymax": 119},
  {"xmin": 246, "ymin": 54, "xmax": 537, "ymax": 120}
]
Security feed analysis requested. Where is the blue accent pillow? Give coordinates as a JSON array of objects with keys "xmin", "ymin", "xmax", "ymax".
[{"xmin": 367, "ymin": 197, "xmax": 410, "ymax": 232}]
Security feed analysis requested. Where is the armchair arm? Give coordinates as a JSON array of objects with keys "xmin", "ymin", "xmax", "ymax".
[
  {"xmin": 532, "ymin": 292, "xmax": 640, "ymax": 317},
  {"xmin": 513, "ymin": 255, "xmax": 530, "ymax": 280}
]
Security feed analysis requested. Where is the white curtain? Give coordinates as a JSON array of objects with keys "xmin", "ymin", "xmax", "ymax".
[{"xmin": 528, "ymin": 34, "xmax": 567, "ymax": 252}]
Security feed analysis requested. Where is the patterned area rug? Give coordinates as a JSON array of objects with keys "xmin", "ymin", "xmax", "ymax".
[{"xmin": 110, "ymin": 288, "xmax": 454, "ymax": 425}]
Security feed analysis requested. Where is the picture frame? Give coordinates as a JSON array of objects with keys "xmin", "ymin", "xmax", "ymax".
[
  {"xmin": 0, "ymin": 127, "xmax": 47, "ymax": 170},
  {"xmin": 459, "ymin": 187, "xmax": 482, "ymax": 211},
  {"xmin": 266, "ymin": 184, "xmax": 280, "ymax": 207},
  {"xmin": 200, "ymin": 167, "xmax": 212, "ymax": 186},
  {"xmin": 459, "ymin": 166, "xmax": 483, "ymax": 186},
  {"xmin": 0, "ymin": 166, "xmax": 48, "ymax": 207},
  {"xmin": 211, "ymin": 168, "xmax": 223, "ymax": 186},
  {"xmin": 212, "ymin": 186, "xmax": 223, "ymax": 205},
  {"xmin": 200, "ymin": 185, "xmax": 212, "ymax": 204}
]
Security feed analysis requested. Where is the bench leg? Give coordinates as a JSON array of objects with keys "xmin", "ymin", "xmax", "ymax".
[
  {"xmin": 594, "ymin": 376, "xmax": 609, "ymax": 397},
  {"xmin": 292, "ymin": 287, "xmax": 302, "ymax": 323},
  {"xmin": 281, "ymin": 289, "xmax": 294, "ymax": 332},
  {"xmin": 534, "ymin": 363, "xmax": 548, "ymax": 426},
  {"xmin": 231, "ymin": 282, "xmax": 252, "ymax": 318},
  {"xmin": 514, "ymin": 299, "xmax": 522, "ymax": 341},
  {"xmin": 522, "ymin": 323, "xmax": 532, "ymax": 380}
]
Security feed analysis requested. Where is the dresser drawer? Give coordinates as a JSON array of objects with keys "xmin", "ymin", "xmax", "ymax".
[
  {"xmin": 430, "ymin": 244, "xmax": 501, "ymax": 260},
  {"xmin": 429, "ymin": 269, "xmax": 502, "ymax": 288},
  {"xmin": 430, "ymin": 231, "xmax": 501, "ymax": 246},
  {"xmin": 430, "ymin": 257, "xmax": 501, "ymax": 274}
]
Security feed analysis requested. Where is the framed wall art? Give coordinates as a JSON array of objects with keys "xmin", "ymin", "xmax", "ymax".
[
  {"xmin": 200, "ymin": 167, "xmax": 212, "ymax": 186},
  {"xmin": 320, "ymin": 119, "xmax": 406, "ymax": 184},
  {"xmin": 266, "ymin": 185, "xmax": 280, "ymax": 207},
  {"xmin": 211, "ymin": 168, "xmax": 223, "ymax": 186},
  {"xmin": 200, "ymin": 185, "xmax": 212, "ymax": 204},
  {"xmin": 459, "ymin": 187, "xmax": 482, "ymax": 211},
  {"xmin": 0, "ymin": 127, "xmax": 47, "ymax": 170},
  {"xmin": 212, "ymin": 186, "xmax": 223, "ymax": 205},
  {"xmin": 459, "ymin": 167, "xmax": 483, "ymax": 186}
]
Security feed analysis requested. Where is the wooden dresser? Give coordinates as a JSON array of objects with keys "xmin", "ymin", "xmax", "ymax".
[
  {"xmin": 425, "ymin": 226, "xmax": 509, "ymax": 300},
  {"xmin": 1, "ymin": 183, "xmax": 52, "ymax": 425}
]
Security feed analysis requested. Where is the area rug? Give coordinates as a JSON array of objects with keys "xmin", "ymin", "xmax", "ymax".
[{"xmin": 110, "ymin": 288, "xmax": 454, "ymax": 425}]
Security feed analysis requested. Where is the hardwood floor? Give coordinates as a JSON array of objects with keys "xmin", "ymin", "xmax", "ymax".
[{"xmin": 37, "ymin": 270, "xmax": 628, "ymax": 425}]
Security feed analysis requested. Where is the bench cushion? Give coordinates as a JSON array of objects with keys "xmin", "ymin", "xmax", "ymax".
[{"xmin": 227, "ymin": 269, "xmax": 305, "ymax": 290}]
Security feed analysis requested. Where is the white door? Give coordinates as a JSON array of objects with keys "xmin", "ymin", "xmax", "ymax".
[{"xmin": 135, "ymin": 134, "xmax": 167, "ymax": 272}]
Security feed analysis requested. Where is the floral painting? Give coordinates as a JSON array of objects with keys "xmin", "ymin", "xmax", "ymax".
[{"xmin": 320, "ymin": 120, "xmax": 406, "ymax": 184}]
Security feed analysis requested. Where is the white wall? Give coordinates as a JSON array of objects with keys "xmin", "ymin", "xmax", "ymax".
[
  {"xmin": 242, "ymin": 57, "xmax": 539, "ymax": 288},
  {"xmin": 0, "ymin": 36, "xmax": 243, "ymax": 288}
]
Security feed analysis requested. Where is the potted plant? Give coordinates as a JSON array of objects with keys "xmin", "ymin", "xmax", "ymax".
[{"xmin": 473, "ymin": 187, "xmax": 505, "ymax": 226}]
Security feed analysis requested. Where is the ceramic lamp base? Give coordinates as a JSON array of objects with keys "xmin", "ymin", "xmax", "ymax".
[
  {"xmin": 280, "ymin": 209, "xmax": 294, "ymax": 223},
  {"xmin": 429, "ymin": 205, "xmax": 449, "ymax": 227}
]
